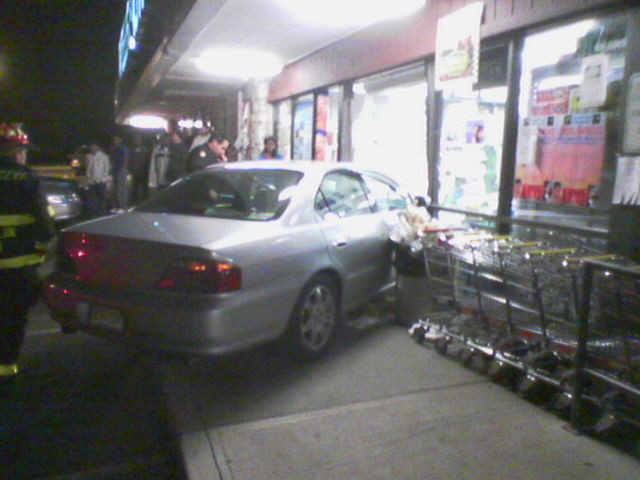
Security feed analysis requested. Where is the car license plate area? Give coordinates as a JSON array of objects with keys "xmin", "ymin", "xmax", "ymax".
[{"xmin": 76, "ymin": 303, "xmax": 124, "ymax": 332}]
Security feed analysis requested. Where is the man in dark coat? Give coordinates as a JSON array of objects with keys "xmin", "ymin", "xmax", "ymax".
[
  {"xmin": 187, "ymin": 133, "xmax": 226, "ymax": 173},
  {"xmin": 129, "ymin": 134, "xmax": 150, "ymax": 204},
  {"xmin": 165, "ymin": 132, "xmax": 189, "ymax": 184}
]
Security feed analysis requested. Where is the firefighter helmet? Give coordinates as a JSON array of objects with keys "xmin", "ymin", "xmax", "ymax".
[{"xmin": 0, "ymin": 123, "xmax": 32, "ymax": 156}]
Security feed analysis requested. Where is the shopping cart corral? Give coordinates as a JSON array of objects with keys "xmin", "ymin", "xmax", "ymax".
[{"xmin": 409, "ymin": 229, "xmax": 640, "ymax": 448}]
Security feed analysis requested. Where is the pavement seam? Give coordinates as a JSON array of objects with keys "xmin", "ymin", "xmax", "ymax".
[
  {"xmin": 160, "ymin": 362, "xmax": 226, "ymax": 480},
  {"xmin": 202, "ymin": 377, "xmax": 489, "ymax": 432},
  {"xmin": 204, "ymin": 379, "xmax": 491, "ymax": 434}
]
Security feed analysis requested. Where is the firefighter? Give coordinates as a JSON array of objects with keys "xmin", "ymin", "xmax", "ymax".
[{"xmin": 0, "ymin": 123, "xmax": 54, "ymax": 385}]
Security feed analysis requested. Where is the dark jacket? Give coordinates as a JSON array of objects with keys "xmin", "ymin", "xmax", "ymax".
[
  {"xmin": 165, "ymin": 141, "xmax": 189, "ymax": 183},
  {"xmin": 110, "ymin": 144, "xmax": 129, "ymax": 174},
  {"xmin": 0, "ymin": 157, "xmax": 54, "ymax": 271},
  {"xmin": 129, "ymin": 144, "xmax": 150, "ymax": 180},
  {"xmin": 187, "ymin": 143, "xmax": 221, "ymax": 173}
]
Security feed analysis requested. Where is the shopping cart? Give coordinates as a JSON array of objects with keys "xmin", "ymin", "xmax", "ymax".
[
  {"xmin": 410, "ymin": 232, "xmax": 546, "ymax": 362},
  {"xmin": 572, "ymin": 258, "xmax": 640, "ymax": 436},
  {"xmin": 410, "ymin": 231, "xmax": 615, "ymax": 392}
]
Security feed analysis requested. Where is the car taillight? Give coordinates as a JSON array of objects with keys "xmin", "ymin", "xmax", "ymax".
[{"xmin": 156, "ymin": 259, "xmax": 242, "ymax": 293}]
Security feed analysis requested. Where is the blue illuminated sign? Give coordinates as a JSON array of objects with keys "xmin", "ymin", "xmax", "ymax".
[{"xmin": 118, "ymin": 0, "xmax": 146, "ymax": 77}]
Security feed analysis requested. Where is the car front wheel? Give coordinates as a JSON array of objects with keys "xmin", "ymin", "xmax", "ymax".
[{"xmin": 285, "ymin": 275, "xmax": 339, "ymax": 361}]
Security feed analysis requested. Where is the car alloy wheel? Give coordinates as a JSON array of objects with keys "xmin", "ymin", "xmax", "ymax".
[{"xmin": 287, "ymin": 275, "xmax": 339, "ymax": 360}]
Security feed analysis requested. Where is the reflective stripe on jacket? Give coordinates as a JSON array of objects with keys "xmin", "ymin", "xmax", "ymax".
[{"xmin": 0, "ymin": 157, "xmax": 54, "ymax": 271}]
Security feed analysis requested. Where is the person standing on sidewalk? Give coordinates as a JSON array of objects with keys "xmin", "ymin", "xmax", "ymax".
[
  {"xmin": 0, "ymin": 123, "xmax": 54, "ymax": 386},
  {"xmin": 110, "ymin": 135, "xmax": 129, "ymax": 212},
  {"xmin": 148, "ymin": 133, "xmax": 171, "ymax": 193},
  {"xmin": 129, "ymin": 134, "xmax": 150, "ymax": 204},
  {"xmin": 86, "ymin": 143, "xmax": 111, "ymax": 217},
  {"xmin": 165, "ymin": 131, "xmax": 188, "ymax": 184},
  {"xmin": 257, "ymin": 135, "xmax": 284, "ymax": 159}
]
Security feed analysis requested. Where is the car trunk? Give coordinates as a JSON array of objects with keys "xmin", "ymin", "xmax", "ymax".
[{"xmin": 59, "ymin": 231, "xmax": 213, "ymax": 289}]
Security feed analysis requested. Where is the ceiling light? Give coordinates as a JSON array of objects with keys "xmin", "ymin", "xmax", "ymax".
[
  {"xmin": 195, "ymin": 48, "xmax": 283, "ymax": 80},
  {"xmin": 178, "ymin": 119, "xmax": 194, "ymax": 129},
  {"xmin": 127, "ymin": 115, "xmax": 168, "ymax": 130},
  {"xmin": 275, "ymin": 0, "xmax": 425, "ymax": 27}
]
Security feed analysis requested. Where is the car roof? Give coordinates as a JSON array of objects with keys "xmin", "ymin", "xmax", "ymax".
[
  {"xmin": 208, "ymin": 160, "xmax": 346, "ymax": 173},
  {"xmin": 206, "ymin": 160, "xmax": 401, "ymax": 184}
]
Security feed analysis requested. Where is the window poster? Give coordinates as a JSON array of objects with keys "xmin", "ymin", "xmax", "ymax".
[
  {"xmin": 435, "ymin": 2, "xmax": 483, "ymax": 91},
  {"xmin": 613, "ymin": 156, "xmax": 640, "ymax": 205},
  {"xmin": 580, "ymin": 54, "xmax": 608, "ymax": 108},
  {"xmin": 624, "ymin": 73, "xmax": 640, "ymax": 153},
  {"xmin": 531, "ymin": 86, "xmax": 573, "ymax": 116},
  {"xmin": 515, "ymin": 113, "xmax": 606, "ymax": 206},
  {"xmin": 292, "ymin": 97, "xmax": 314, "ymax": 160},
  {"xmin": 314, "ymin": 93, "xmax": 329, "ymax": 161}
]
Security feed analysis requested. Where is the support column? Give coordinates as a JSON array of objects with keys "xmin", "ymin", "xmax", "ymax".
[
  {"xmin": 339, "ymin": 82, "xmax": 353, "ymax": 162},
  {"xmin": 245, "ymin": 79, "xmax": 273, "ymax": 159}
]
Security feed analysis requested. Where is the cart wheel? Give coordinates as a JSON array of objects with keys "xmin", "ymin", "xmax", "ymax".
[
  {"xmin": 550, "ymin": 391, "xmax": 573, "ymax": 414},
  {"xmin": 459, "ymin": 347, "xmax": 474, "ymax": 364},
  {"xmin": 488, "ymin": 360, "xmax": 519, "ymax": 386},
  {"xmin": 434, "ymin": 336, "xmax": 449, "ymax": 355},
  {"xmin": 468, "ymin": 352, "xmax": 489, "ymax": 374},
  {"xmin": 517, "ymin": 374, "xmax": 539, "ymax": 395},
  {"xmin": 411, "ymin": 325, "xmax": 427, "ymax": 344}
]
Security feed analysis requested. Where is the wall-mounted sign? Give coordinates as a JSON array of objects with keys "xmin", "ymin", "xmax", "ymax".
[
  {"xmin": 435, "ymin": 2, "xmax": 483, "ymax": 91},
  {"xmin": 623, "ymin": 73, "xmax": 640, "ymax": 153},
  {"xmin": 118, "ymin": 0, "xmax": 146, "ymax": 77}
]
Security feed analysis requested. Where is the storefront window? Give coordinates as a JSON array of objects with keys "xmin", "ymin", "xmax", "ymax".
[
  {"xmin": 275, "ymin": 100, "xmax": 292, "ymax": 159},
  {"xmin": 292, "ymin": 94, "xmax": 314, "ymax": 159},
  {"xmin": 513, "ymin": 15, "xmax": 627, "ymax": 230},
  {"xmin": 314, "ymin": 87, "xmax": 341, "ymax": 161},
  {"xmin": 438, "ymin": 85, "xmax": 507, "ymax": 215},
  {"xmin": 351, "ymin": 64, "xmax": 427, "ymax": 196}
]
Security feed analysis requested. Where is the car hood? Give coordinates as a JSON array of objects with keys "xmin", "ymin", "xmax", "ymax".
[{"xmin": 67, "ymin": 211, "xmax": 286, "ymax": 250}]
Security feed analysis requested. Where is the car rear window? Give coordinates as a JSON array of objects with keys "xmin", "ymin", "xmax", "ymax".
[{"xmin": 135, "ymin": 169, "xmax": 304, "ymax": 221}]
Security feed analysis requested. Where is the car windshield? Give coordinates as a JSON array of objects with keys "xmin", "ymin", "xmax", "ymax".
[{"xmin": 135, "ymin": 168, "xmax": 304, "ymax": 221}]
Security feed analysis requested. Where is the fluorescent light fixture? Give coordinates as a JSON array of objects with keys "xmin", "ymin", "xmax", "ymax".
[
  {"xmin": 195, "ymin": 48, "xmax": 283, "ymax": 80},
  {"xmin": 275, "ymin": 0, "xmax": 425, "ymax": 27},
  {"xmin": 178, "ymin": 119, "xmax": 194, "ymax": 129},
  {"xmin": 127, "ymin": 115, "xmax": 168, "ymax": 130}
]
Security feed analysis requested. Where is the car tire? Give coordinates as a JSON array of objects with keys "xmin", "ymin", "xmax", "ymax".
[{"xmin": 284, "ymin": 275, "xmax": 339, "ymax": 361}]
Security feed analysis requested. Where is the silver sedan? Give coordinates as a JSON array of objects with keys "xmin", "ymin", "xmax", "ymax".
[{"xmin": 43, "ymin": 161, "xmax": 411, "ymax": 360}]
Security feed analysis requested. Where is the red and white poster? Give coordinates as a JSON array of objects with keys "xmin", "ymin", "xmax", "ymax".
[
  {"xmin": 435, "ymin": 2, "xmax": 483, "ymax": 91},
  {"xmin": 314, "ymin": 92, "xmax": 329, "ymax": 161},
  {"xmin": 515, "ymin": 113, "xmax": 606, "ymax": 206},
  {"xmin": 531, "ymin": 86, "xmax": 573, "ymax": 116}
]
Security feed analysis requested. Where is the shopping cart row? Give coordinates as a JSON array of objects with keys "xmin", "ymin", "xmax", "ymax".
[{"xmin": 409, "ymin": 229, "xmax": 640, "ymax": 440}]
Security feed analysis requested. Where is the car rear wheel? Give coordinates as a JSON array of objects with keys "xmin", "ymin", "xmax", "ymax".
[{"xmin": 285, "ymin": 275, "xmax": 339, "ymax": 361}]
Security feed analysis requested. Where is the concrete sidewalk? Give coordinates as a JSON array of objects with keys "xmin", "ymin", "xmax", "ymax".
[{"xmin": 158, "ymin": 323, "xmax": 640, "ymax": 480}]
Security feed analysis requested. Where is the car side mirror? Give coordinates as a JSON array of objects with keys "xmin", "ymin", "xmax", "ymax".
[{"xmin": 413, "ymin": 195, "xmax": 429, "ymax": 208}]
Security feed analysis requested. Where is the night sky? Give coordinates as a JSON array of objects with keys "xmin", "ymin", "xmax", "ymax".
[{"xmin": 0, "ymin": 0, "xmax": 126, "ymax": 164}]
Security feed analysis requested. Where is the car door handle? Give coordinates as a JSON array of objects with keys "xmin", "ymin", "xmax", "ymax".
[{"xmin": 332, "ymin": 237, "xmax": 348, "ymax": 248}]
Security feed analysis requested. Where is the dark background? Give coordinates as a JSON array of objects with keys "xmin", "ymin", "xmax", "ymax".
[{"xmin": 0, "ymin": 0, "xmax": 126, "ymax": 164}]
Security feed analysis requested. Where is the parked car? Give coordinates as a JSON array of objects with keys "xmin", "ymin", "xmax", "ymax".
[
  {"xmin": 38, "ymin": 175, "xmax": 85, "ymax": 224},
  {"xmin": 43, "ymin": 161, "xmax": 413, "ymax": 360}
]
